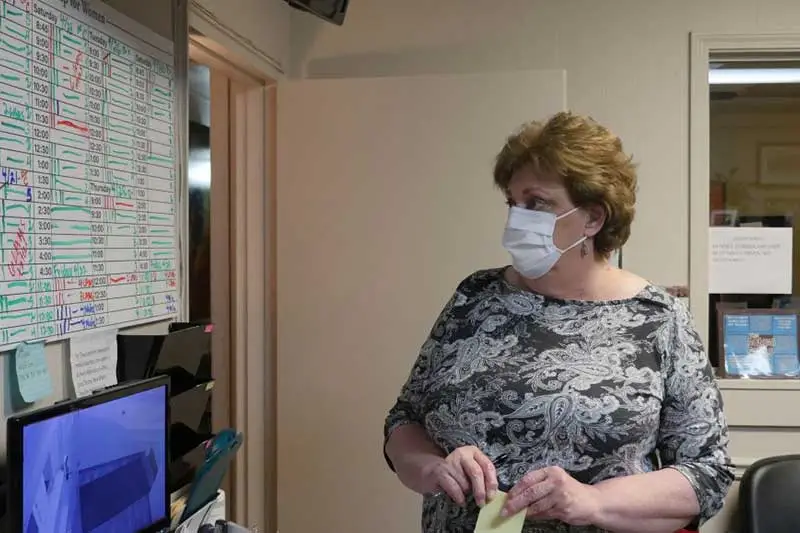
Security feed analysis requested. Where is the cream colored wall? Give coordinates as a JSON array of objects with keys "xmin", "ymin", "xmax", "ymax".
[
  {"xmin": 277, "ymin": 70, "xmax": 566, "ymax": 533},
  {"xmin": 284, "ymin": 2, "xmax": 800, "ymax": 533}
]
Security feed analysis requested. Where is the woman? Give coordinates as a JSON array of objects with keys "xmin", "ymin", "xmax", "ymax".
[{"xmin": 383, "ymin": 112, "xmax": 733, "ymax": 533}]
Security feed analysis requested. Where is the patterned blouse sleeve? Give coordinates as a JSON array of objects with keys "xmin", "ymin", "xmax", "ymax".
[
  {"xmin": 656, "ymin": 299, "xmax": 735, "ymax": 526},
  {"xmin": 382, "ymin": 287, "xmax": 462, "ymax": 470}
]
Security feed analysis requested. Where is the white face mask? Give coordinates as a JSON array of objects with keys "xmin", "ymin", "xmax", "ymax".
[{"xmin": 502, "ymin": 206, "xmax": 587, "ymax": 279}]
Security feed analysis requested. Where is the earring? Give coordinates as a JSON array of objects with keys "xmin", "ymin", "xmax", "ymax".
[{"xmin": 580, "ymin": 240, "xmax": 589, "ymax": 258}]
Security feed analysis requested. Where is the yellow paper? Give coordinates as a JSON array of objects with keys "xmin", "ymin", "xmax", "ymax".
[{"xmin": 474, "ymin": 491, "xmax": 526, "ymax": 533}]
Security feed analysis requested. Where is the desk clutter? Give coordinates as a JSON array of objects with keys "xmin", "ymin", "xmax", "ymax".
[{"xmin": 0, "ymin": 322, "xmax": 243, "ymax": 533}]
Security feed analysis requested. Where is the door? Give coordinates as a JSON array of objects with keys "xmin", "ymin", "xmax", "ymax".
[{"xmin": 190, "ymin": 36, "xmax": 276, "ymax": 532}]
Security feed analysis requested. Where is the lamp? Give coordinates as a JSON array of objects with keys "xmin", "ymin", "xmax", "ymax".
[{"xmin": 709, "ymin": 68, "xmax": 800, "ymax": 85}]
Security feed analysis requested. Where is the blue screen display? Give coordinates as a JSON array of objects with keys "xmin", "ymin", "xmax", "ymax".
[{"xmin": 21, "ymin": 385, "xmax": 168, "ymax": 533}]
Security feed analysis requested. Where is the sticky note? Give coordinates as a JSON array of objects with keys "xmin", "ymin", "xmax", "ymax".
[
  {"xmin": 474, "ymin": 491, "xmax": 526, "ymax": 533},
  {"xmin": 69, "ymin": 330, "xmax": 118, "ymax": 398},
  {"xmin": 14, "ymin": 341, "xmax": 53, "ymax": 403}
]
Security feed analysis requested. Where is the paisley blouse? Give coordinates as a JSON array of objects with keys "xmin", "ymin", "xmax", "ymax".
[{"xmin": 384, "ymin": 268, "xmax": 733, "ymax": 533}]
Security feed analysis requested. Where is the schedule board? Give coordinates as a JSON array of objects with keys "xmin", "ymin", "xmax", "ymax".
[{"xmin": 0, "ymin": 0, "xmax": 178, "ymax": 352}]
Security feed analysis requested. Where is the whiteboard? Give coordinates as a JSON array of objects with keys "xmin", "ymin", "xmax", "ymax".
[{"xmin": 0, "ymin": 0, "xmax": 178, "ymax": 352}]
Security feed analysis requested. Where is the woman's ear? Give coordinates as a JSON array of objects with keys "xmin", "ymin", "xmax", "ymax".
[{"xmin": 583, "ymin": 204, "xmax": 606, "ymax": 237}]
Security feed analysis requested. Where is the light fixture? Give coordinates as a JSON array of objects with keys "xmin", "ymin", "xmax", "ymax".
[{"xmin": 709, "ymin": 68, "xmax": 800, "ymax": 85}]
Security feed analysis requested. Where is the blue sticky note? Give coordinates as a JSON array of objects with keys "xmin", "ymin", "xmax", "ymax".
[{"xmin": 14, "ymin": 341, "xmax": 53, "ymax": 403}]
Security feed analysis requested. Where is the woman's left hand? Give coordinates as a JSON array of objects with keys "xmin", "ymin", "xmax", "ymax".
[{"xmin": 502, "ymin": 466, "xmax": 602, "ymax": 526}]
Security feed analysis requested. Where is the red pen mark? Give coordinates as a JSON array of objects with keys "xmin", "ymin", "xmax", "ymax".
[
  {"xmin": 56, "ymin": 120, "xmax": 89, "ymax": 134},
  {"xmin": 110, "ymin": 276, "xmax": 126, "ymax": 284},
  {"xmin": 116, "ymin": 201, "xmax": 134, "ymax": 208},
  {"xmin": 70, "ymin": 51, "xmax": 84, "ymax": 91},
  {"xmin": 79, "ymin": 278, "xmax": 93, "ymax": 288},
  {"xmin": 11, "ymin": 0, "xmax": 31, "ymax": 11},
  {"xmin": 8, "ymin": 222, "xmax": 28, "ymax": 279},
  {"xmin": 80, "ymin": 291, "xmax": 94, "ymax": 301}
]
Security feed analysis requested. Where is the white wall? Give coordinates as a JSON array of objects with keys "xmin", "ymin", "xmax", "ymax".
[{"xmin": 285, "ymin": 2, "xmax": 800, "ymax": 532}]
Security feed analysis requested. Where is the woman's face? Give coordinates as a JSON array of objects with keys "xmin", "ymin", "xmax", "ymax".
[{"xmin": 506, "ymin": 164, "xmax": 589, "ymax": 252}]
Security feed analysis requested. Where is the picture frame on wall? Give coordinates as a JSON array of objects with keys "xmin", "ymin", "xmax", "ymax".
[
  {"xmin": 717, "ymin": 307, "xmax": 800, "ymax": 378},
  {"xmin": 758, "ymin": 144, "xmax": 800, "ymax": 185}
]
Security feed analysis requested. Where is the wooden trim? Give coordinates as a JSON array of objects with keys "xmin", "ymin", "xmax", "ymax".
[
  {"xmin": 189, "ymin": 36, "xmax": 265, "ymax": 86},
  {"xmin": 208, "ymin": 67, "xmax": 232, "ymax": 460},
  {"xmin": 689, "ymin": 32, "xmax": 800, "ymax": 349},
  {"xmin": 229, "ymin": 77, "xmax": 249, "ymax": 524},
  {"xmin": 263, "ymin": 82, "xmax": 278, "ymax": 533},
  {"xmin": 190, "ymin": 34, "xmax": 276, "ymax": 530},
  {"xmin": 243, "ymin": 83, "xmax": 267, "ymax": 531},
  {"xmin": 173, "ymin": 0, "xmax": 190, "ymax": 320},
  {"xmin": 719, "ymin": 378, "xmax": 800, "ymax": 390}
]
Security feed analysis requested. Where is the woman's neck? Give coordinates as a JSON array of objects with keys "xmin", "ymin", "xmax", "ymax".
[{"xmin": 510, "ymin": 259, "xmax": 617, "ymax": 301}]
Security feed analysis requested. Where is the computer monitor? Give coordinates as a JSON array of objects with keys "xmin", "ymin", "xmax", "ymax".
[{"xmin": 6, "ymin": 376, "xmax": 170, "ymax": 533}]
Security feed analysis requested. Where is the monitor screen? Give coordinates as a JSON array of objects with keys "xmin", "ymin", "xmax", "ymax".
[{"xmin": 20, "ymin": 384, "xmax": 168, "ymax": 533}]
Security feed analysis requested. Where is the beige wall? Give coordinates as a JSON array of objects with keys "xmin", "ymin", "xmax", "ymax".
[{"xmin": 282, "ymin": 2, "xmax": 800, "ymax": 533}]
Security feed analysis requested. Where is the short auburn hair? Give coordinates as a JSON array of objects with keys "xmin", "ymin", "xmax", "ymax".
[{"xmin": 493, "ymin": 112, "xmax": 637, "ymax": 258}]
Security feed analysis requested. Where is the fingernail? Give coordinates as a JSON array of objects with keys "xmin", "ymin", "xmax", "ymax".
[
  {"xmin": 488, "ymin": 489, "xmax": 497, "ymax": 500},
  {"xmin": 500, "ymin": 508, "xmax": 509, "ymax": 517}
]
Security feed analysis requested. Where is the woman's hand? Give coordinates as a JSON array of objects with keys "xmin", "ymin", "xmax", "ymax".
[
  {"xmin": 421, "ymin": 445, "xmax": 498, "ymax": 507},
  {"xmin": 502, "ymin": 466, "xmax": 601, "ymax": 525}
]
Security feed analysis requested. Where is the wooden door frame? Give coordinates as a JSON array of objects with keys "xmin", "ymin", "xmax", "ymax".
[{"xmin": 189, "ymin": 37, "xmax": 277, "ymax": 532}]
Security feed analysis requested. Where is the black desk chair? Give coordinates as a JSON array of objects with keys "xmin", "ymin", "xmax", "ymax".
[{"xmin": 739, "ymin": 455, "xmax": 800, "ymax": 533}]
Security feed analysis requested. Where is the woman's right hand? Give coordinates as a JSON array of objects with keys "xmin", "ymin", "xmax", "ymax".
[{"xmin": 421, "ymin": 445, "xmax": 498, "ymax": 507}]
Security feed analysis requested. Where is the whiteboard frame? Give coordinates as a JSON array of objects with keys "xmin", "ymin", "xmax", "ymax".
[
  {"xmin": 173, "ymin": 0, "xmax": 190, "ymax": 322},
  {"xmin": 0, "ymin": 0, "xmax": 189, "ymax": 352}
]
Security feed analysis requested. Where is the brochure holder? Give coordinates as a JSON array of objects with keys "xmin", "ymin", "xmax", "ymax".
[{"xmin": 116, "ymin": 323, "xmax": 214, "ymax": 493}]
